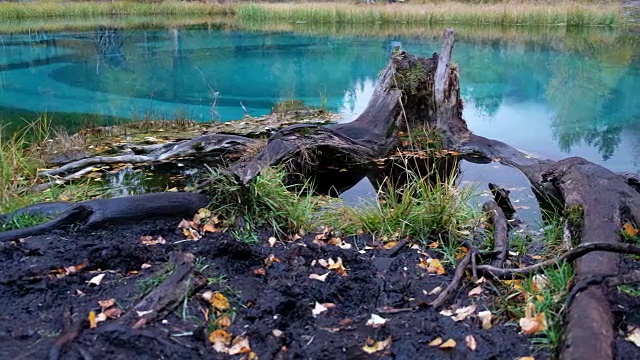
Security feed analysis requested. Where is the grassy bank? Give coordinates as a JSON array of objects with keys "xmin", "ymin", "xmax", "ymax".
[
  {"xmin": 0, "ymin": 1, "xmax": 233, "ymax": 20},
  {"xmin": 0, "ymin": 1, "xmax": 624, "ymax": 26},
  {"xmin": 237, "ymin": 2, "xmax": 622, "ymax": 26}
]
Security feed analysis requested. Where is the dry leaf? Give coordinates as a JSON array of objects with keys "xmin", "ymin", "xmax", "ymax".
[
  {"xmin": 268, "ymin": 237, "xmax": 277, "ymax": 247},
  {"xmin": 625, "ymin": 326, "xmax": 640, "ymax": 347},
  {"xmin": 427, "ymin": 259, "xmax": 446, "ymax": 275},
  {"xmin": 517, "ymin": 357, "xmax": 535, "ymax": 360},
  {"xmin": 478, "ymin": 310, "xmax": 494, "ymax": 329},
  {"xmin": 88, "ymin": 273, "xmax": 106, "ymax": 286},
  {"xmin": 428, "ymin": 241, "xmax": 440, "ymax": 249},
  {"xmin": 312, "ymin": 302, "xmax": 329, "ymax": 317},
  {"xmin": 452, "ymin": 304, "xmax": 477, "ymax": 321},
  {"xmin": 215, "ymin": 315, "xmax": 232, "ymax": 328},
  {"xmin": 209, "ymin": 329, "xmax": 232, "ymax": 353},
  {"xmin": 98, "ymin": 298, "xmax": 116, "ymax": 309},
  {"xmin": 141, "ymin": 263, "xmax": 152, "ymax": 269},
  {"xmin": 141, "ymin": 235, "xmax": 166, "ymax": 245},
  {"xmin": 439, "ymin": 309, "xmax": 454, "ymax": 317},
  {"xmin": 211, "ymin": 292, "xmax": 230, "ymax": 310},
  {"xmin": 362, "ymin": 336, "xmax": 392, "ymax": 354},
  {"xmin": 88, "ymin": 311, "xmax": 98, "ymax": 329},
  {"xmin": 468, "ymin": 286, "xmax": 483, "ymax": 297},
  {"xmin": 465, "ymin": 335, "xmax": 477, "ymax": 351},
  {"xmin": 264, "ymin": 254, "xmax": 281, "ymax": 267},
  {"xmin": 103, "ymin": 307, "xmax": 124, "ymax": 319},
  {"xmin": 309, "ymin": 272, "xmax": 330, "ymax": 282},
  {"xmin": 272, "ymin": 329, "xmax": 283, "ymax": 337},
  {"xmin": 253, "ymin": 268, "xmax": 266, "ymax": 276},
  {"xmin": 439, "ymin": 339, "xmax": 457, "ymax": 348},
  {"xmin": 623, "ymin": 223, "xmax": 639, "ymax": 237},
  {"xmin": 228, "ymin": 336, "xmax": 251, "ymax": 355},
  {"xmin": 519, "ymin": 302, "xmax": 546, "ymax": 334},
  {"xmin": 382, "ymin": 241, "xmax": 398, "ymax": 249},
  {"xmin": 532, "ymin": 275, "xmax": 549, "ymax": 291},
  {"xmin": 428, "ymin": 337, "xmax": 443, "ymax": 346},
  {"xmin": 426, "ymin": 286, "xmax": 443, "ymax": 295},
  {"xmin": 365, "ymin": 314, "xmax": 388, "ymax": 328}
]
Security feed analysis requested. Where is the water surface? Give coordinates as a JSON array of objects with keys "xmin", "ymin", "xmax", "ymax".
[{"xmin": 1, "ymin": 24, "xmax": 638, "ymax": 172}]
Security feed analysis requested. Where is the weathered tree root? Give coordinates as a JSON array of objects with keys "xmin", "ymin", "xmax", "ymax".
[
  {"xmin": 477, "ymin": 242, "xmax": 640, "ymax": 279},
  {"xmin": 0, "ymin": 192, "xmax": 210, "ymax": 242},
  {"xmin": 118, "ymin": 253, "xmax": 206, "ymax": 329},
  {"xmin": 48, "ymin": 307, "xmax": 87, "ymax": 360},
  {"xmin": 483, "ymin": 200, "xmax": 508, "ymax": 268},
  {"xmin": 430, "ymin": 251, "xmax": 472, "ymax": 308}
]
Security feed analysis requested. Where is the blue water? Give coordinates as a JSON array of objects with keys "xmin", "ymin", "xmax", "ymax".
[{"xmin": 1, "ymin": 26, "xmax": 639, "ymax": 172}]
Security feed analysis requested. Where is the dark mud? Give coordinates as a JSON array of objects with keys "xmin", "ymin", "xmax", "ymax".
[
  {"xmin": 0, "ymin": 216, "xmax": 549, "ymax": 360},
  {"xmin": 611, "ymin": 256, "xmax": 640, "ymax": 360}
]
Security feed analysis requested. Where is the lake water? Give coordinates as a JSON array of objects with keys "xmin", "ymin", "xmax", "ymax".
[{"xmin": 1, "ymin": 24, "xmax": 639, "ymax": 173}]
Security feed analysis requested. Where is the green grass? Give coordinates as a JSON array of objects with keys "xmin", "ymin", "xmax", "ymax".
[
  {"xmin": 0, "ymin": 1, "xmax": 233, "ymax": 20},
  {"xmin": 0, "ymin": 1, "xmax": 623, "ymax": 26},
  {"xmin": 322, "ymin": 164, "xmax": 479, "ymax": 245},
  {"xmin": 205, "ymin": 166, "xmax": 318, "ymax": 239},
  {"xmin": 0, "ymin": 212, "xmax": 54, "ymax": 231},
  {"xmin": 236, "ymin": 2, "xmax": 622, "ymax": 27}
]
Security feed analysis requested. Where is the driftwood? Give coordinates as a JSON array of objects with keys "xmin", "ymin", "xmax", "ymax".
[
  {"xmin": 0, "ymin": 192, "xmax": 209, "ymax": 242},
  {"xmin": 429, "ymin": 251, "xmax": 472, "ymax": 308},
  {"xmin": 482, "ymin": 200, "xmax": 508, "ymax": 268},
  {"xmin": 118, "ymin": 253, "xmax": 206, "ymax": 329}
]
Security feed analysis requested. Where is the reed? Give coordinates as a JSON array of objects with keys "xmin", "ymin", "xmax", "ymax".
[
  {"xmin": 236, "ymin": 2, "xmax": 622, "ymax": 26},
  {"xmin": 0, "ymin": 1, "xmax": 234, "ymax": 20}
]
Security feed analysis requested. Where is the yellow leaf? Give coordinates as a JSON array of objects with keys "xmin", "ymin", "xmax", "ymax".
[
  {"xmin": 382, "ymin": 241, "xmax": 398, "ymax": 249},
  {"xmin": 88, "ymin": 311, "xmax": 98, "ymax": 329},
  {"xmin": 215, "ymin": 315, "xmax": 232, "ymax": 328},
  {"xmin": 202, "ymin": 223, "xmax": 217, "ymax": 233},
  {"xmin": 439, "ymin": 339, "xmax": 457, "ymax": 348},
  {"xmin": 517, "ymin": 357, "xmax": 535, "ymax": 360},
  {"xmin": 427, "ymin": 258, "xmax": 446, "ymax": 275},
  {"xmin": 211, "ymin": 292, "xmax": 230, "ymax": 310},
  {"xmin": 428, "ymin": 337, "xmax": 443, "ymax": 346},
  {"xmin": 465, "ymin": 335, "xmax": 477, "ymax": 351},
  {"xmin": 623, "ymin": 222, "xmax": 639, "ymax": 237},
  {"xmin": 362, "ymin": 336, "xmax": 392, "ymax": 354},
  {"xmin": 209, "ymin": 329, "xmax": 232, "ymax": 353}
]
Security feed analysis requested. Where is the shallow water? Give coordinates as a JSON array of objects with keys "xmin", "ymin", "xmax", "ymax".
[{"xmin": 0, "ymin": 24, "xmax": 638, "ymax": 172}]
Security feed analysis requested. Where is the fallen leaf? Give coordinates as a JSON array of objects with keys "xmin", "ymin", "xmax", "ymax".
[
  {"xmin": 211, "ymin": 292, "xmax": 230, "ymax": 310},
  {"xmin": 88, "ymin": 273, "xmax": 106, "ymax": 286},
  {"xmin": 141, "ymin": 263, "xmax": 152, "ymax": 269},
  {"xmin": 365, "ymin": 314, "xmax": 388, "ymax": 328},
  {"xmin": 427, "ymin": 258, "xmax": 446, "ymax": 275},
  {"xmin": 439, "ymin": 309, "xmax": 454, "ymax": 317},
  {"xmin": 382, "ymin": 241, "xmax": 398, "ymax": 249},
  {"xmin": 439, "ymin": 339, "xmax": 457, "ymax": 348},
  {"xmin": 452, "ymin": 304, "xmax": 477, "ymax": 321},
  {"xmin": 426, "ymin": 286, "xmax": 443, "ymax": 295},
  {"xmin": 532, "ymin": 274, "xmax": 549, "ymax": 291},
  {"xmin": 98, "ymin": 298, "xmax": 116, "ymax": 309},
  {"xmin": 264, "ymin": 254, "xmax": 281, "ymax": 267},
  {"xmin": 625, "ymin": 326, "xmax": 640, "ymax": 347},
  {"xmin": 517, "ymin": 357, "xmax": 535, "ymax": 360},
  {"xmin": 312, "ymin": 302, "xmax": 329, "ymax": 317},
  {"xmin": 428, "ymin": 337, "xmax": 443, "ymax": 346},
  {"xmin": 215, "ymin": 315, "xmax": 232, "ymax": 328},
  {"xmin": 623, "ymin": 223, "xmax": 639, "ymax": 237},
  {"xmin": 309, "ymin": 272, "xmax": 330, "ymax": 282},
  {"xmin": 362, "ymin": 336, "xmax": 392, "ymax": 354},
  {"xmin": 465, "ymin": 335, "xmax": 477, "ymax": 351},
  {"xmin": 228, "ymin": 336, "xmax": 251, "ymax": 355},
  {"xmin": 272, "ymin": 329, "xmax": 283, "ymax": 337},
  {"xmin": 428, "ymin": 241, "xmax": 440, "ymax": 249},
  {"xmin": 104, "ymin": 307, "xmax": 124, "ymax": 319},
  {"xmin": 141, "ymin": 235, "xmax": 166, "ymax": 245},
  {"xmin": 209, "ymin": 329, "xmax": 232, "ymax": 353},
  {"xmin": 88, "ymin": 311, "xmax": 98, "ymax": 329},
  {"xmin": 253, "ymin": 268, "xmax": 266, "ymax": 276},
  {"xmin": 519, "ymin": 302, "xmax": 546, "ymax": 334},
  {"xmin": 478, "ymin": 310, "xmax": 493, "ymax": 329},
  {"xmin": 468, "ymin": 286, "xmax": 483, "ymax": 297},
  {"xmin": 268, "ymin": 237, "xmax": 277, "ymax": 247}
]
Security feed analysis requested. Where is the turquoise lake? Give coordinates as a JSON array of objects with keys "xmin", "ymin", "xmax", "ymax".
[{"xmin": 1, "ymin": 25, "xmax": 639, "ymax": 172}]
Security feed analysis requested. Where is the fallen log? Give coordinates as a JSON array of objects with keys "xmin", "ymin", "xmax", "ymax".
[
  {"xmin": 0, "ymin": 192, "xmax": 209, "ymax": 242},
  {"xmin": 482, "ymin": 200, "xmax": 508, "ymax": 269}
]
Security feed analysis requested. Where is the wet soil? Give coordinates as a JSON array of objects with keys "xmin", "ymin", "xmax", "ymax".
[
  {"xmin": 611, "ymin": 256, "xmax": 640, "ymax": 360},
  {"xmin": 0, "ymin": 216, "xmax": 550, "ymax": 360}
]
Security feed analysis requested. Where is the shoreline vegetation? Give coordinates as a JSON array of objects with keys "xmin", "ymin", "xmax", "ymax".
[{"xmin": 0, "ymin": 1, "xmax": 625, "ymax": 27}]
